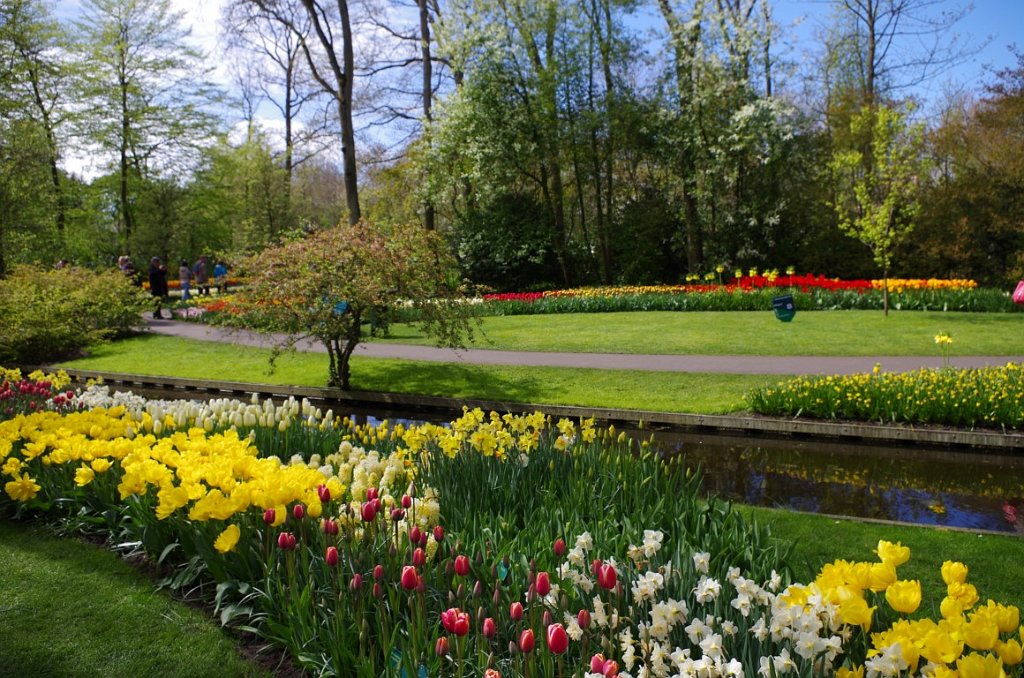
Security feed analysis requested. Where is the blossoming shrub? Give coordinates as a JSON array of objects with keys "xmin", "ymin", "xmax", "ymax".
[
  {"xmin": 0, "ymin": 264, "xmax": 150, "ymax": 364},
  {"xmin": 747, "ymin": 363, "xmax": 1024, "ymax": 430}
]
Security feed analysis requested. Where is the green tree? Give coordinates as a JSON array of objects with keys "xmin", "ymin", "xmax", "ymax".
[
  {"xmin": 238, "ymin": 220, "xmax": 475, "ymax": 389},
  {"xmin": 75, "ymin": 0, "xmax": 222, "ymax": 256},
  {"xmin": 829, "ymin": 104, "xmax": 928, "ymax": 314}
]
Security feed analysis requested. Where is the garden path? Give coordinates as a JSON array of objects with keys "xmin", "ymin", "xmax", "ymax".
[{"xmin": 145, "ymin": 318, "xmax": 1024, "ymax": 375}]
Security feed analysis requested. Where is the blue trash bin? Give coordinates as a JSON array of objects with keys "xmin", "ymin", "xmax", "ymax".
[{"xmin": 772, "ymin": 295, "xmax": 796, "ymax": 322}]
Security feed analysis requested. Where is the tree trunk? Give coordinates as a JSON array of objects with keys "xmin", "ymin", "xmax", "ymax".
[
  {"xmin": 419, "ymin": 0, "xmax": 435, "ymax": 231},
  {"xmin": 337, "ymin": 0, "xmax": 360, "ymax": 224}
]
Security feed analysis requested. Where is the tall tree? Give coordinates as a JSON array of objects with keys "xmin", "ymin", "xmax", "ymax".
[
  {"xmin": 1, "ymin": 0, "xmax": 72, "ymax": 251},
  {"xmin": 75, "ymin": 0, "xmax": 222, "ymax": 255}
]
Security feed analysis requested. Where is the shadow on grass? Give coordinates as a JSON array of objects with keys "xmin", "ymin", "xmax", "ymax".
[{"xmin": 352, "ymin": 360, "xmax": 547, "ymax": 404}]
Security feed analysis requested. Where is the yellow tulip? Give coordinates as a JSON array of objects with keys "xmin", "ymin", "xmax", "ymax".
[
  {"xmin": 213, "ymin": 524, "xmax": 241, "ymax": 554},
  {"xmin": 875, "ymin": 539, "xmax": 911, "ymax": 566},
  {"xmin": 836, "ymin": 666, "xmax": 865, "ymax": 678},
  {"xmin": 957, "ymin": 652, "xmax": 1005, "ymax": 678},
  {"xmin": 840, "ymin": 595, "xmax": 875, "ymax": 631},
  {"xmin": 886, "ymin": 580, "xmax": 923, "ymax": 615},
  {"xmin": 963, "ymin": 615, "xmax": 1000, "ymax": 651},
  {"xmin": 996, "ymin": 639, "xmax": 1023, "ymax": 666},
  {"xmin": 74, "ymin": 465, "xmax": 96, "ymax": 487},
  {"xmin": 942, "ymin": 561, "xmax": 969, "ymax": 585}
]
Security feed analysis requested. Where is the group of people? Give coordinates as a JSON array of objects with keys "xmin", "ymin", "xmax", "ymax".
[{"xmin": 131, "ymin": 255, "xmax": 229, "ymax": 320}]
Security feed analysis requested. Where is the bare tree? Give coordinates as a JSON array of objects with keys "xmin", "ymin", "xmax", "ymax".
[
  {"xmin": 222, "ymin": 0, "xmax": 330, "ymax": 181},
  {"xmin": 247, "ymin": 0, "xmax": 361, "ymax": 224},
  {"xmin": 828, "ymin": 0, "xmax": 985, "ymax": 107}
]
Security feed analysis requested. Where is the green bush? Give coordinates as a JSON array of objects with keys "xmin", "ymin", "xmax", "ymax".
[{"xmin": 0, "ymin": 264, "xmax": 149, "ymax": 365}]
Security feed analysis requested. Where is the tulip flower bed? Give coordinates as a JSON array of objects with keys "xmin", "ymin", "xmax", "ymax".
[
  {"xmin": 747, "ymin": 363, "xmax": 1024, "ymax": 430},
  {"xmin": 476, "ymin": 276, "xmax": 1021, "ymax": 317},
  {"xmin": 2, "ymin": 371, "xmax": 1024, "ymax": 676}
]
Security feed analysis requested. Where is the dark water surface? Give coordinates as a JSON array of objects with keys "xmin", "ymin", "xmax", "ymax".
[{"xmin": 637, "ymin": 429, "xmax": 1024, "ymax": 535}]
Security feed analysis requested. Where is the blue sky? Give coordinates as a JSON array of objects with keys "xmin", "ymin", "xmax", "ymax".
[{"xmin": 770, "ymin": 0, "xmax": 1024, "ymax": 102}]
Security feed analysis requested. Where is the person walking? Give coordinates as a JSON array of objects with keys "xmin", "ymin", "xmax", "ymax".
[
  {"xmin": 179, "ymin": 260, "xmax": 193, "ymax": 302},
  {"xmin": 193, "ymin": 255, "xmax": 210, "ymax": 295},
  {"xmin": 148, "ymin": 257, "xmax": 169, "ymax": 319}
]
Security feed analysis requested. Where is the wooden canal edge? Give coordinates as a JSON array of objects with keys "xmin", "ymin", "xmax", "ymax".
[{"xmin": 56, "ymin": 368, "xmax": 1024, "ymax": 452}]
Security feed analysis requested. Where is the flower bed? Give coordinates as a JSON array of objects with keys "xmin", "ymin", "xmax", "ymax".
[
  {"xmin": 477, "ymin": 277, "xmax": 1022, "ymax": 316},
  {"xmin": 747, "ymin": 362, "xmax": 1024, "ymax": 430},
  {"xmin": 2, "ymin": 370, "xmax": 1023, "ymax": 676}
]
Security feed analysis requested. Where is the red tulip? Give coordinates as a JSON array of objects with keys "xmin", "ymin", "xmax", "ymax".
[
  {"xmin": 360, "ymin": 502, "xmax": 376, "ymax": 522},
  {"xmin": 509, "ymin": 601, "xmax": 524, "ymax": 622},
  {"xmin": 292, "ymin": 503, "xmax": 305, "ymax": 520},
  {"xmin": 435, "ymin": 636, "xmax": 449, "ymax": 657},
  {"xmin": 441, "ymin": 608, "xmax": 470, "ymax": 636},
  {"xmin": 350, "ymin": 573, "xmax": 363, "ymax": 591},
  {"xmin": 483, "ymin": 670, "xmax": 501, "ymax": 678},
  {"xmin": 546, "ymin": 623, "xmax": 569, "ymax": 654},
  {"xmin": 372, "ymin": 582, "xmax": 383, "ymax": 598},
  {"xmin": 598, "ymin": 563, "xmax": 617, "ymax": 591},
  {"xmin": 401, "ymin": 494, "xmax": 412, "ymax": 509},
  {"xmin": 418, "ymin": 532, "xmax": 428, "ymax": 548},
  {"xmin": 262, "ymin": 508, "xmax": 276, "ymax": 525},
  {"xmin": 413, "ymin": 547, "xmax": 426, "ymax": 567},
  {"xmin": 391, "ymin": 507, "xmax": 406, "ymax": 522},
  {"xmin": 322, "ymin": 518, "xmax": 338, "ymax": 536},
  {"xmin": 372, "ymin": 497, "xmax": 383, "ymax": 514},
  {"xmin": 454, "ymin": 554, "xmax": 470, "ymax": 577},
  {"xmin": 553, "ymin": 538, "xmax": 566, "ymax": 557},
  {"xmin": 317, "ymin": 484, "xmax": 331, "ymax": 503},
  {"xmin": 577, "ymin": 609, "xmax": 591, "ymax": 630},
  {"xmin": 366, "ymin": 487, "xmax": 378, "ymax": 501},
  {"xmin": 277, "ymin": 532, "xmax": 296, "ymax": 550},
  {"xmin": 433, "ymin": 525, "xmax": 445, "ymax": 542},
  {"xmin": 542, "ymin": 610, "xmax": 553, "ymax": 628},
  {"xmin": 482, "ymin": 617, "xmax": 496, "ymax": 639},
  {"xmin": 603, "ymin": 660, "xmax": 620, "ymax": 677},
  {"xmin": 518, "ymin": 628, "xmax": 535, "ymax": 653},
  {"xmin": 410, "ymin": 526, "xmax": 422, "ymax": 544},
  {"xmin": 591, "ymin": 558, "xmax": 603, "ymax": 577},
  {"xmin": 325, "ymin": 546, "xmax": 339, "ymax": 567},
  {"xmin": 373, "ymin": 564, "xmax": 385, "ymax": 581},
  {"xmin": 400, "ymin": 565, "xmax": 419, "ymax": 590},
  {"xmin": 590, "ymin": 654, "xmax": 607, "ymax": 673},
  {"xmin": 536, "ymin": 571, "xmax": 551, "ymax": 597}
]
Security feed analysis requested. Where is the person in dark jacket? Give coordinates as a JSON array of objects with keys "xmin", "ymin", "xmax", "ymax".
[{"xmin": 148, "ymin": 257, "xmax": 169, "ymax": 319}]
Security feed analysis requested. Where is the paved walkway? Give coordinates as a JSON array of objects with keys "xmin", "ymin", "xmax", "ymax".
[{"xmin": 144, "ymin": 317, "xmax": 1024, "ymax": 375}]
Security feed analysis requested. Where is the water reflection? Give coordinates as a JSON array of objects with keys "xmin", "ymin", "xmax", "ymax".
[{"xmin": 642, "ymin": 429, "xmax": 1024, "ymax": 534}]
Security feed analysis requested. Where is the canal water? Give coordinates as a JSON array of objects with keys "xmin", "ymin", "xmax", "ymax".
[{"xmin": 637, "ymin": 428, "xmax": 1024, "ymax": 535}]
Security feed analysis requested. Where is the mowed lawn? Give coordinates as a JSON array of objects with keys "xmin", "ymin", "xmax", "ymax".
[
  {"xmin": 375, "ymin": 310, "xmax": 1024, "ymax": 356},
  {"xmin": 60, "ymin": 334, "xmax": 774, "ymax": 414}
]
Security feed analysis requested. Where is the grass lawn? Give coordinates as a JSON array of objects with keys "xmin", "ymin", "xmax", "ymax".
[
  {"xmin": 0, "ymin": 519, "xmax": 271, "ymax": 677},
  {"xmin": 746, "ymin": 506, "xmax": 1024, "ymax": 611},
  {"xmin": 376, "ymin": 310, "xmax": 1024, "ymax": 356},
  {"xmin": 59, "ymin": 334, "xmax": 776, "ymax": 414}
]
